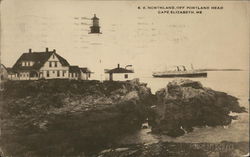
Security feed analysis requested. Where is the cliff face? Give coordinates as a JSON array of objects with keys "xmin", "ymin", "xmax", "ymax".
[
  {"xmin": 0, "ymin": 79, "xmax": 154, "ymax": 157},
  {"xmin": 149, "ymin": 79, "xmax": 246, "ymax": 137}
]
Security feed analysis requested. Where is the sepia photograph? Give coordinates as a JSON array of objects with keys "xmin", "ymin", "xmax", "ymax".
[{"xmin": 0, "ymin": 0, "xmax": 249, "ymax": 157}]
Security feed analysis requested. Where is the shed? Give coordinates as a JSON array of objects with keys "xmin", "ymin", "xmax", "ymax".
[{"xmin": 105, "ymin": 64, "xmax": 134, "ymax": 81}]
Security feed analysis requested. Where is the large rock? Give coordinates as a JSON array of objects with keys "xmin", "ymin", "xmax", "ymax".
[
  {"xmin": 149, "ymin": 79, "xmax": 246, "ymax": 137},
  {"xmin": 0, "ymin": 79, "xmax": 154, "ymax": 157}
]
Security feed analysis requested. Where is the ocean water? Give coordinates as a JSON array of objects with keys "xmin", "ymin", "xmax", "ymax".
[{"xmin": 119, "ymin": 71, "xmax": 249, "ymax": 144}]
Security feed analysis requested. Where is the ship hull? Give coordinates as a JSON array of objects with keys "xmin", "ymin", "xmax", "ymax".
[{"xmin": 153, "ymin": 72, "xmax": 207, "ymax": 78}]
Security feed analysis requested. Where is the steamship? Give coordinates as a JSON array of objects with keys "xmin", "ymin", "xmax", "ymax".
[{"xmin": 152, "ymin": 65, "xmax": 207, "ymax": 78}]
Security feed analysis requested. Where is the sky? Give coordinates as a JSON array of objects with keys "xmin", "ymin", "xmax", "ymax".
[{"xmin": 0, "ymin": 0, "xmax": 249, "ymax": 74}]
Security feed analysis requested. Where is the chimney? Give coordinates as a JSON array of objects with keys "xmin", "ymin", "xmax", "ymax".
[
  {"xmin": 117, "ymin": 64, "xmax": 120, "ymax": 68},
  {"xmin": 53, "ymin": 49, "xmax": 56, "ymax": 53},
  {"xmin": 29, "ymin": 49, "xmax": 32, "ymax": 53},
  {"xmin": 46, "ymin": 47, "xmax": 49, "ymax": 52}
]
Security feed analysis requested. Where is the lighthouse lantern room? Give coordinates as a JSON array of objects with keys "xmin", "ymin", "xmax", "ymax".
[{"xmin": 89, "ymin": 14, "xmax": 101, "ymax": 34}]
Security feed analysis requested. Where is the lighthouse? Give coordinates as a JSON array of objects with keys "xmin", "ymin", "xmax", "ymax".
[{"xmin": 89, "ymin": 14, "xmax": 101, "ymax": 34}]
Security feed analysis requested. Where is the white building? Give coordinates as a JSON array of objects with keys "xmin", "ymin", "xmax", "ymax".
[
  {"xmin": 79, "ymin": 67, "xmax": 92, "ymax": 80},
  {"xmin": 9, "ymin": 48, "xmax": 91, "ymax": 80},
  {"xmin": 69, "ymin": 66, "xmax": 92, "ymax": 80},
  {"xmin": 0, "ymin": 64, "xmax": 8, "ymax": 81},
  {"xmin": 105, "ymin": 64, "xmax": 134, "ymax": 81},
  {"xmin": 7, "ymin": 68, "xmax": 19, "ymax": 80},
  {"xmin": 0, "ymin": 64, "xmax": 8, "ymax": 90}
]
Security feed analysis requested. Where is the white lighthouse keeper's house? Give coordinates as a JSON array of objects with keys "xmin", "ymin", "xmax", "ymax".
[{"xmin": 105, "ymin": 64, "xmax": 134, "ymax": 81}]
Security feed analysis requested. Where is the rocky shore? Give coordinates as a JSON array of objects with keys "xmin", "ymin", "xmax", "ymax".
[
  {"xmin": 0, "ymin": 79, "xmax": 247, "ymax": 157},
  {"xmin": 148, "ymin": 79, "xmax": 246, "ymax": 137},
  {"xmin": 0, "ymin": 79, "xmax": 154, "ymax": 157},
  {"xmin": 96, "ymin": 141, "xmax": 249, "ymax": 157}
]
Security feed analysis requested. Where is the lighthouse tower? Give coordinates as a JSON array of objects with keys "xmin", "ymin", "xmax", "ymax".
[{"xmin": 90, "ymin": 14, "xmax": 101, "ymax": 34}]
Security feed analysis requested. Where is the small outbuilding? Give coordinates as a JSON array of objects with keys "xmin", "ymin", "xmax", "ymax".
[
  {"xmin": 0, "ymin": 64, "xmax": 8, "ymax": 81},
  {"xmin": 79, "ymin": 67, "xmax": 92, "ymax": 80},
  {"xmin": 0, "ymin": 64, "xmax": 8, "ymax": 90},
  {"xmin": 6, "ymin": 68, "xmax": 19, "ymax": 80},
  {"xmin": 69, "ymin": 66, "xmax": 92, "ymax": 80},
  {"xmin": 69, "ymin": 66, "xmax": 81, "ymax": 80},
  {"xmin": 105, "ymin": 64, "xmax": 134, "ymax": 81}
]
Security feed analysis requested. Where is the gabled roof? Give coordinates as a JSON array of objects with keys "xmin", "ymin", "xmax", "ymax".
[
  {"xmin": 6, "ymin": 68, "xmax": 18, "ymax": 74},
  {"xmin": 12, "ymin": 50, "xmax": 70, "ymax": 71},
  {"xmin": 80, "ymin": 67, "xmax": 91, "ymax": 73},
  {"xmin": 105, "ymin": 67, "xmax": 134, "ymax": 74},
  {"xmin": 0, "ymin": 64, "xmax": 8, "ymax": 74},
  {"xmin": 0, "ymin": 64, "xmax": 7, "ymax": 70},
  {"xmin": 69, "ymin": 66, "xmax": 80, "ymax": 73},
  {"xmin": 6, "ymin": 68, "xmax": 12, "ymax": 72}
]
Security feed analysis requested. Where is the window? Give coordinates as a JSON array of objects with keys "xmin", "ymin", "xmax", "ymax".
[
  {"xmin": 55, "ymin": 62, "xmax": 57, "ymax": 67},
  {"xmin": 49, "ymin": 62, "xmax": 52, "ymax": 67},
  {"xmin": 27, "ymin": 62, "xmax": 30, "ymax": 66},
  {"xmin": 63, "ymin": 71, "xmax": 66, "ymax": 77},
  {"xmin": 57, "ymin": 71, "xmax": 60, "ymax": 77},
  {"xmin": 53, "ymin": 71, "xmax": 55, "ymax": 74},
  {"xmin": 124, "ymin": 74, "xmax": 128, "ymax": 79},
  {"xmin": 52, "ymin": 55, "xmax": 55, "ymax": 59},
  {"xmin": 47, "ymin": 71, "xmax": 49, "ymax": 77}
]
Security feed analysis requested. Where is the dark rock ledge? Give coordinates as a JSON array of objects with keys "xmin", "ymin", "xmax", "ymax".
[
  {"xmin": 148, "ymin": 79, "xmax": 246, "ymax": 137},
  {"xmin": 0, "ymin": 79, "xmax": 154, "ymax": 157},
  {"xmin": 0, "ymin": 79, "xmax": 246, "ymax": 157}
]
